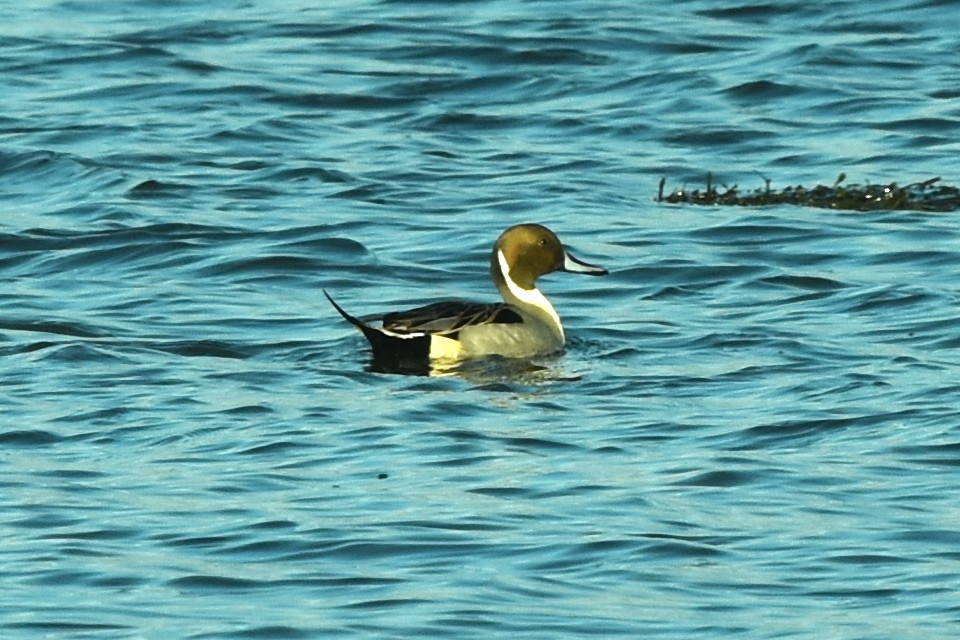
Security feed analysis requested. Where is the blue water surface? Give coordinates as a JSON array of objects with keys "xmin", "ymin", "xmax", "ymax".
[{"xmin": 3, "ymin": 0, "xmax": 960, "ymax": 638}]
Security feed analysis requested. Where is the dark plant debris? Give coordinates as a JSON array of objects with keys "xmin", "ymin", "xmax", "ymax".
[{"xmin": 658, "ymin": 173, "xmax": 960, "ymax": 212}]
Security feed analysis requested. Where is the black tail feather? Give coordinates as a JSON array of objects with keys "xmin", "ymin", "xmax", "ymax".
[
  {"xmin": 324, "ymin": 290, "xmax": 431, "ymax": 374},
  {"xmin": 323, "ymin": 289, "xmax": 368, "ymax": 331}
]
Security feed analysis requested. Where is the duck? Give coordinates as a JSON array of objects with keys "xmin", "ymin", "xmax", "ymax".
[{"xmin": 325, "ymin": 223, "xmax": 607, "ymax": 372}]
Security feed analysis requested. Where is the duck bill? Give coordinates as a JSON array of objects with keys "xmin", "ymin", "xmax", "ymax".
[{"xmin": 562, "ymin": 249, "xmax": 608, "ymax": 276}]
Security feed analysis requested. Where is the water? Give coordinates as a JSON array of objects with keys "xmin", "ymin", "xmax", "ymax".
[{"xmin": 3, "ymin": 0, "xmax": 960, "ymax": 637}]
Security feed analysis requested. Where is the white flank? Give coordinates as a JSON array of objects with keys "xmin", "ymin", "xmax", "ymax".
[
  {"xmin": 429, "ymin": 334, "xmax": 463, "ymax": 359},
  {"xmin": 497, "ymin": 249, "xmax": 563, "ymax": 341}
]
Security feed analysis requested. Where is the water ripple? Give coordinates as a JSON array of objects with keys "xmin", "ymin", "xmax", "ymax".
[{"xmin": 3, "ymin": 0, "xmax": 960, "ymax": 638}]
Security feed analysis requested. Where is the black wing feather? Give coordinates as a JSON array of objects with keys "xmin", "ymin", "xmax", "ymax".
[{"xmin": 382, "ymin": 301, "xmax": 522, "ymax": 336}]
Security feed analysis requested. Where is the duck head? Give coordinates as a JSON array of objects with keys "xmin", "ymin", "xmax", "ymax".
[{"xmin": 490, "ymin": 223, "xmax": 607, "ymax": 293}]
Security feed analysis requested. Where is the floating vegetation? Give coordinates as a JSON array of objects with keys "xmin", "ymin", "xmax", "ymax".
[{"xmin": 658, "ymin": 173, "xmax": 960, "ymax": 212}]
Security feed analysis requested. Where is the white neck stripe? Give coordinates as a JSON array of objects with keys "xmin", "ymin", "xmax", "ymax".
[{"xmin": 497, "ymin": 250, "xmax": 563, "ymax": 340}]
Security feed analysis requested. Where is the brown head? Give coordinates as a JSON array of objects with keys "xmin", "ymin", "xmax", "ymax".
[{"xmin": 490, "ymin": 223, "xmax": 607, "ymax": 292}]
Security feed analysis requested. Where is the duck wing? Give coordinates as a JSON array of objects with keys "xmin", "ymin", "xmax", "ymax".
[{"xmin": 382, "ymin": 301, "xmax": 523, "ymax": 336}]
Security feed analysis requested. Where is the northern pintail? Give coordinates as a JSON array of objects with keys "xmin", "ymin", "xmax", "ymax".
[{"xmin": 325, "ymin": 223, "xmax": 607, "ymax": 371}]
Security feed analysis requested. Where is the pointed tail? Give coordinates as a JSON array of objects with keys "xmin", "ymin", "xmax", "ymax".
[
  {"xmin": 323, "ymin": 289, "xmax": 368, "ymax": 331},
  {"xmin": 323, "ymin": 290, "xmax": 431, "ymax": 374}
]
